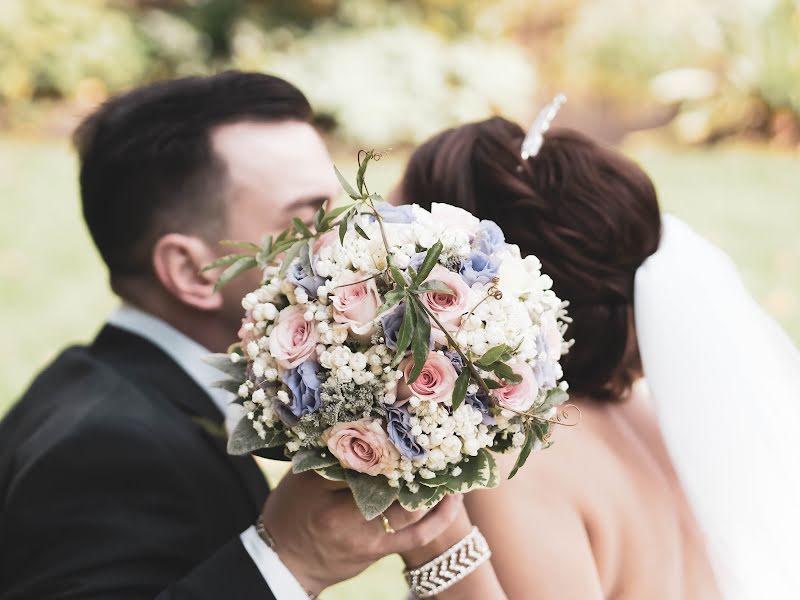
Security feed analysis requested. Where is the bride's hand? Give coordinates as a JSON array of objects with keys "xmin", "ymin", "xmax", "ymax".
[{"xmin": 400, "ymin": 498, "xmax": 508, "ymax": 600}]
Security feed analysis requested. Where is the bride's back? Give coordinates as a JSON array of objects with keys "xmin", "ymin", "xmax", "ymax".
[
  {"xmin": 399, "ymin": 118, "xmax": 721, "ymax": 598},
  {"xmin": 460, "ymin": 385, "xmax": 720, "ymax": 599}
]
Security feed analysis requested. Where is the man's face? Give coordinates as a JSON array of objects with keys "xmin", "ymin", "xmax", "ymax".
[{"xmin": 211, "ymin": 120, "xmax": 340, "ymax": 323}]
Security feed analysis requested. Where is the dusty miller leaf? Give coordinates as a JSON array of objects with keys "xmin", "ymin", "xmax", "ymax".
[
  {"xmin": 345, "ymin": 471, "xmax": 399, "ymax": 520},
  {"xmin": 398, "ymin": 482, "xmax": 447, "ymax": 511},
  {"xmin": 291, "ymin": 448, "xmax": 339, "ymax": 473}
]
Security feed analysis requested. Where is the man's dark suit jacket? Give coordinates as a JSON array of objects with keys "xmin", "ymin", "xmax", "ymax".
[{"xmin": 0, "ymin": 325, "xmax": 276, "ymax": 599}]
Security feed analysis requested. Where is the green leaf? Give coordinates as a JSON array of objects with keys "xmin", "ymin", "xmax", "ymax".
[
  {"xmin": 354, "ymin": 223, "xmax": 371, "ymax": 240},
  {"xmin": 484, "ymin": 450, "xmax": 500, "ymax": 488},
  {"xmin": 292, "ymin": 217, "xmax": 313, "ymax": 238},
  {"xmin": 451, "ymin": 368, "xmax": 470, "ymax": 410},
  {"xmin": 407, "ymin": 266, "xmax": 418, "ymax": 281},
  {"xmin": 418, "ymin": 451, "xmax": 492, "ymax": 493},
  {"xmin": 345, "ymin": 471, "xmax": 399, "ymax": 520},
  {"xmin": 398, "ymin": 481, "xmax": 447, "ymax": 511},
  {"xmin": 210, "ymin": 379, "xmax": 242, "ymax": 395},
  {"xmin": 482, "ymin": 378, "xmax": 504, "ymax": 390},
  {"xmin": 413, "ymin": 241, "xmax": 443, "ymax": 284},
  {"xmin": 278, "ymin": 240, "xmax": 305, "ymax": 278},
  {"xmin": 475, "ymin": 344, "xmax": 514, "ymax": 368},
  {"xmin": 508, "ymin": 427, "xmax": 535, "ymax": 479},
  {"xmin": 320, "ymin": 203, "xmax": 355, "ymax": 230},
  {"xmin": 317, "ymin": 464, "xmax": 346, "ymax": 481},
  {"xmin": 356, "ymin": 150, "xmax": 372, "ymax": 195},
  {"xmin": 377, "ymin": 288, "xmax": 405, "ymax": 314},
  {"xmin": 263, "ymin": 238, "xmax": 300, "ymax": 264},
  {"xmin": 391, "ymin": 302, "xmax": 415, "ymax": 368},
  {"xmin": 291, "ymin": 448, "xmax": 340, "ymax": 474},
  {"xmin": 214, "ymin": 255, "xmax": 258, "ymax": 291},
  {"xmin": 256, "ymin": 235, "xmax": 274, "ymax": 267},
  {"xmin": 338, "ymin": 208, "xmax": 353, "ymax": 244},
  {"xmin": 492, "ymin": 362, "xmax": 523, "ymax": 385},
  {"xmin": 204, "ymin": 353, "xmax": 247, "ymax": 380},
  {"xmin": 313, "ymin": 206, "xmax": 326, "ymax": 232},
  {"xmin": 334, "ymin": 165, "xmax": 361, "ymax": 200},
  {"xmin": 415, "ymin": 280, "xmax": 454, "ymax": 295},
  {"xmin": 220, "ymin": 240, "xmax": 260, "ymax": 251},
  {"xmin": 407, "ymin": 300, "xmax": 431, "ymax": 385},
  {"xmin": 545, "ymin": 386, "xmax": 569, "ymax": 407},
  {"xmin": 389, "ymin": 265, "xmax": 407, "ymax": 289},
  {"xmin": 228, "ymin": 417, "xmax": 285, "ymax": 455},
  {"xmin": 201, "ymin": 253, "xmax": 249, "ymax": 272}
]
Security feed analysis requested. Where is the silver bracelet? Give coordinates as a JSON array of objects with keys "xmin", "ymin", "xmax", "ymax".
[{"xmin": 404, "ymin": 526, "xmax": 492, "ymax": 598}]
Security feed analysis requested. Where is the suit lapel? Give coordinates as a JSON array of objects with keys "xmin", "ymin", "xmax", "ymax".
[{"xmin": 90, "ymin": 325, "xmax": 269, "ymax": 511}]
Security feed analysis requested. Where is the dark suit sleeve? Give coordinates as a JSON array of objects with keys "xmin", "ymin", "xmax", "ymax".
[{"xmin": 1, "ymin": 417, "xmax": 276, "ymax": 600}]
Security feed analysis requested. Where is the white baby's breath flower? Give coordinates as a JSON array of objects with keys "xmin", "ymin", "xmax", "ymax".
[
  {"xmin": 337, "ymin": 366, "xmax": 353, "ymax": 383},
  {"xmin": 463, "ymin": 438, "xmax": 480, "ymax": 455},
  {"xmin": 418, "ymin": 468, "xmax": 435, "ymax": 480},
  {"xmin": 349, "ymin": 352, "xmax": 368, "ymax": 372},
  {"xmin": 238, "ymin": 383, "xmax": 250, "ymax": 398},
  {"xmin": 242, "ymin": 293, "xmax": 259, "ymax": 311},
  {"xmin": 251, "ymin": 388, "xmax": 266, "ymax": 404}
]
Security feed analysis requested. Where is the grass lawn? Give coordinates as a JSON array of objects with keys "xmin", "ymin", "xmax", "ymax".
[{"xmin": 1, "ymin": 135, "xmax": 797, "ymax": 598}]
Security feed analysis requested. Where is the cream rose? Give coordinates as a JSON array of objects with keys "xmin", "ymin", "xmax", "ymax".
[
  {"xmin": 331, "ymin": 270, "xmax": 381, "ymax": 338},
  {"xmin": 325, "ymin": 418, "xmax": 400, "ymax": 476},
  {"xmin": 494, "ymin": 361, "xmax": 539, "ymax": 413},
  {"xmin": 397, "ymin": 351, "xmax": 459, "ymax": 405},
  {"xmin": 268, "ymin": 304, "xmax": 318, "ymax": 369}
]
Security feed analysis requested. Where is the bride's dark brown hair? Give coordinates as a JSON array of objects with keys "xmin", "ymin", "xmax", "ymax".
[{"xmin": 400, "ymin": 117, "xmax": 661, "ymax": 401}]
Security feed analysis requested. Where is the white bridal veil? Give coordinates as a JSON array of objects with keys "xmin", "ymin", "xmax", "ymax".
[{"xmin": 634, "ymin": 215, "xmax": 800, "ymax": 599}]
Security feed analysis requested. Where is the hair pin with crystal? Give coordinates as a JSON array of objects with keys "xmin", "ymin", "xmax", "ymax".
[{"xmin": 520, "ymin": 93, "xmax": 567, "ymax": 160}]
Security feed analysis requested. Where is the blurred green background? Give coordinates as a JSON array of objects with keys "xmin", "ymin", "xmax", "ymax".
[{"xmin": 1, "ymin": 1, "xmax": 798, "ymax": 598}]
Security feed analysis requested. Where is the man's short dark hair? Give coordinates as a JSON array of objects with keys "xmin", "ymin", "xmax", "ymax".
[{"xmin": 74, "ymin": 71, "xmax": 313, "ymax": 278}]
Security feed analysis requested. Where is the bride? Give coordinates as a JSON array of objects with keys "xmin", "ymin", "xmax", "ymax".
[{"xmin": 395, "ymin": 109, "xmax": 800, "ymax": 598}]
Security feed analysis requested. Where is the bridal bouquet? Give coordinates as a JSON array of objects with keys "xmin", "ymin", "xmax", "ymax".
[{"xmin": 206, "ymin": 152, "xmax": 570, "ymax": 519}]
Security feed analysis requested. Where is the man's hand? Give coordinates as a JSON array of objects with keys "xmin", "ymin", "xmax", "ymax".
[{"xmin": 260, "ymin": 471, "xmax": 464, "ymax": 595}]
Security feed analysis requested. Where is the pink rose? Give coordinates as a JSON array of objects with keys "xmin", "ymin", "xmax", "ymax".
[
  {"xmin": 494, "ymin": 361, "xmax": 539, "ymax": 413},
  {"xmin": 331, "ymin": 271, "xmax": 381, "ymax": 337},
  {"xmin": 268, "ymin": 304, "xmax": 318, "ymax": 369},
  {"xmin": 325, "ymin": 418, "xmax": 400, "ymax": 476},
  {"xmin": 397, "ymin": 351, "xmax": 459, "ymax": 405},
  {"xmin": 431, "ymin": 203, "xmax": 480, "ymax": 233},
  {"xmin": 421, "ymin": 265, "xmax": 471, "ymax": 343}
]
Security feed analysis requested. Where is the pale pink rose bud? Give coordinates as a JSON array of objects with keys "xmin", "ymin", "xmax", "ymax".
[
  {"xmin": 421, "ymin": 265, "xmax": 471, "ymax": 344},
  {"xmin": 267, "ymin": 304, "xmax": 318, "ymax": 369},
  {"xmin": 331, "ymin": 271, "xmax": 381, "ymax": 338},
  {"xmin": 494, "ymin": 361, "xmax": 539, "ymax": 413},
  {"xmin": 396, "ymin": 351, "xmax": 459, "ymax": 405},
  {"xmin": 325, "ymin": 418, "xmax": 400, "ymax": 476}
]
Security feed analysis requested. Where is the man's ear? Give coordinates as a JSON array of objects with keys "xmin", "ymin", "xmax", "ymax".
[{"xmin": 152, "ymin": 233, "xmax": 223, "ymax": 312}]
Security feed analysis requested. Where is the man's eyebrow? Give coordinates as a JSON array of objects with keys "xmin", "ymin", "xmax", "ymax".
[{"xmin": 284, "ymin": 196, "xmax": 329, "ymax": 212}]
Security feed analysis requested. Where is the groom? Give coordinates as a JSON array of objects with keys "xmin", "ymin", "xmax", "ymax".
[{"xmin": 0, "ymin": 72, "xmax": 461, "ymax": 598}]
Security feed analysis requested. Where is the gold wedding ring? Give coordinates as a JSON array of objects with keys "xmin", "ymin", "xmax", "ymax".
[{"xmin": 380, "ymin": 512, "xmax": 396, "ymax": 534}]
